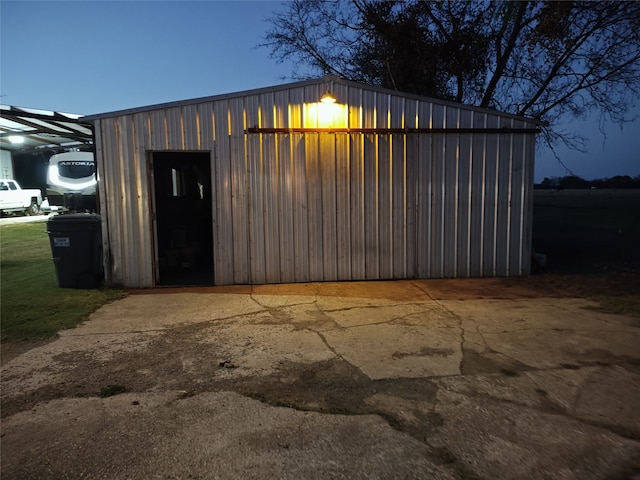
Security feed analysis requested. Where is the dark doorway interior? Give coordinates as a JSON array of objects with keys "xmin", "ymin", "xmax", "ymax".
[{"xmin": 152, "ymin": 152, "xmax": 214, "ymax": 286}]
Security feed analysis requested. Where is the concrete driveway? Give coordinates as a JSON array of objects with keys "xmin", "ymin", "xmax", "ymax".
[{"xmin": 2, "ymin": 280, "xmax": 639, "ymax": 479}]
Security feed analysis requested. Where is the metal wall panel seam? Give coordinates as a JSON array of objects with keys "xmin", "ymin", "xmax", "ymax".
[
  {"xmin": 495, "ymin": 122, "xmax": 512, "ymax": 276},
  {"xmin": 468, "ymin": 112, "xmax": 481, "ymax": 276},
  {"xmin": 427, "ymin": 103, "xmax": 433, "ymax": 277},
  {"xmin": 480, "ymin": 113, "xmax": 487, "ymax": 276},
  {"xmin": 111, "ymin": 117, "xmax": 126, "ymax": 285},
  {"xmin": 180, "ymin": 110, "xmax": 185, "ymax": 150},
  {"xmin": 454, "ymin": 108, "xmax": 461, "ymax": 277},
  {"xmin": 390, "ymin": 133, "xmax": 407, "ymax": 278},
  {"xmin": 492, "ymin": 119, "xmax": 499, "ymax": 277},
  {"xmin": 130, "ymin": 116, "xmax": 145, "ymax": 286},
  {"xmin": 115, "ymin": 117, "xmax": 133, "ymax": 285},
  {"xmin": 197, "ymin": 108, "xmax": 202, "ymax": 150},
  {"xmin": 348, "ymin": 88, "xmax": 365, "ymax": 279},
  {"xmin": 465, "ymin": 112, "xmax": 474, "ymax": 276},
  {"xmin": 266, "ymin": 137, "xmax": 282, "ymax": 282},
  {"xmin": 379, "ymin": 94, "xmax": 391, "ymax": 278},
  {"xmin": 147, "ymin": 149, "xmax": 160, "ymax": 286},
  {"xmin": 128, "ymin": 115, "xmax": 144, "ymax": 286},
  {"xmin": 306, "ymin": 133, "xmax": 323, "ymax": 281},
  {"xmin": 377, "ymin": 118, "xmax": 392, "ymax": 278},
  {"xmin": 293, "ymin": 132, "xmax": 310, "ymax": 282},
  {"xmin": 234, "ymin": 98, "xmax": 251, "ymax": 284},
  {"xmin": 466, "ymin": 131, "xmax": 473, "ymax": 276},
  {"xmin": 507, "ymin": 119, "xmax": 514, "ymax": 276},
  {"xmin": 213, "ymin": 101, "xmax": 232, "ymax": 284},
  {"xmin": 279, "ymin": 132, "xmax": 295, "ymax": 282},
  {"xmin": 363, "ymin": 89, "xmax": 378, "ymax": 279},
  {"xmin": 394, "ymin": 96, "xmax": 406, "ymax": 278},
  {"xmin": 196, "ymin": 103, "xmax": 217, "ymax": 279},
  {"xmin": 483, "ymin": 114, "xmax": 499, "ymax": 277},
  {"xmin": 275, "ymin": 91, "xmax": 294, "ymax": 282},
  {"xmin": 416, "ymin": 101, "xmax": 432, "ymax": 277},
  {"xmin": 258, "ymin": 92, "xmax": 279, "ymax": 283},
  {"xmin": 442, "ymin": 105, "xmax": 458, "ymax": 278},
  {"xmin": 349, "ymin": 132, "xmax": 365, "ymax": 279},
  {"xmin": 455, "ymin": 109, "xmax": 472, "ymax": 277},
  {"xmin": 338, "ymin": 133, "xmax": 352, "ymax": 280},
  {"xmin": 215, "ymin": 136, "xmax": 230, "ymax": 284},
  {"xmin": 432, "ymin": 105, "xmax": 445, "ymax": 278},
  {"xmin": 371, "ymin": 133, "xmax": 380, "ymax": 279},
  {"xmin": 271, "ymin": 94, "xmax": 284, "ymax": 283},
  {"xmin": 124, "ymin": 115, "xmax": 141, "ymax": 286},
  {"xmin": 404, "ymin": 99, "xmax": 418, "ymax": 277},
  {"xmin": 247, "ymin": 97, "xmax": 266, "ymax": 283},
  {"xmin": 103, "ymin": 118, "xmax": 122, "ymax": 284},
  {"xmin": 321, "ymin": 133, "xmax": 338, "ymax": 280},
  {"xmin": 181, "ymin": 105, "xmax": 197, "ymax": 151},
  {"xmin": 167, "ymin": 109, "xmax": 179, "ymax": 150},
  {"xmin": 405, "ymin": 134, "xmax": 417, "ymax": 278}
]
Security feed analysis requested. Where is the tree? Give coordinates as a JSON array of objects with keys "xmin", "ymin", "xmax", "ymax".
[{"xmin": 261, "ymin": 1, "xmax": 640, "ymax": 150}]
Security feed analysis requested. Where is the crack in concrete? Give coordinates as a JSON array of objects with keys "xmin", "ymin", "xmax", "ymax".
[
  {"xmin": 474, "ymin": 324, "xmax": 490, "ymax": 351},
  {"xmin": 461, "ymin": 377, "xmax": 640, "ymax": 441},
  {"xmin": 302, "ymin": 301, "xmax": 370, "ymax": 378},
  {"xmin": 409, "ymin": 282, "xmax": 468, "ymax": 376},
  {"xmin": 321, "ymin": 301, "xmax": 441, "ymax": 314},
  {"xmin": 247, "ymin": 290, "xmax": 316, "ymax": 310},
  {"xmin": 479, "ymin": 325, "xmax": 640, "ymax": 335},
  {"xmin": 315, "ymin": 313, "xmax": 461, "ymax": 333}
]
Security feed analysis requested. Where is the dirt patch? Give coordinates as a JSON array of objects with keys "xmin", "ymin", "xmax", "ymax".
[
  {"xmin": 1, "ymin": 321, "xmax": 438, "ymax": 425},
  {"xmin": 1, "ymin": 339, "xmax": 52, "ymax": 366}
]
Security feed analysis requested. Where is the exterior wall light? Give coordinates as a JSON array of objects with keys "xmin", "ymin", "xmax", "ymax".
[{"xmin": 320, "ymin": 91, "xmax": 337, "ymax": 104}]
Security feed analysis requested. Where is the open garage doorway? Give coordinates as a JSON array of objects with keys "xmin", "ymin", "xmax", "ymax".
[{"xmin": 151, "ymin": 152, "xmax": 214, "ymax": 286}]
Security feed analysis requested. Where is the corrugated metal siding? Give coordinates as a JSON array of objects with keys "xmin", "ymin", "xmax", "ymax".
[{"xmin": 94, "ymin": 80, "xmax": 537, "ymax": 287}]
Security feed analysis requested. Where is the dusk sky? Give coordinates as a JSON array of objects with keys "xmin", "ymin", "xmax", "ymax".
[{"xmin": 1, "ymin": 1, "xmax": 638, "ymax": 182}]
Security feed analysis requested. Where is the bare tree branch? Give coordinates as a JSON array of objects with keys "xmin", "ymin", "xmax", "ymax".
[{"xmin": 260, "ymin": 0, "xmax": 640, "ymax": 151}]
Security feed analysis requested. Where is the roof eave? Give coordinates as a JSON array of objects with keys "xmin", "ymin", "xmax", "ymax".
[{"xmin": 82, "ymin": 75, "xmax": 544, "ymax": 126}]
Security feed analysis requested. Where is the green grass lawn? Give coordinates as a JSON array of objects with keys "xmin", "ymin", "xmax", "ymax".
[{"xmin": 1, "ymin": 220, "xmax": 123, "ymax": 342}]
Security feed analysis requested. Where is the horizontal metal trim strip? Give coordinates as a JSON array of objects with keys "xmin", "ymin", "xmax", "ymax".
[{"xmin": 246, "ymin": 127, "xmax": 541, "ymax": 134}]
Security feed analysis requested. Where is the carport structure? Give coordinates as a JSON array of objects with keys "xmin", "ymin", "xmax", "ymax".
[
  {"xmin": 0, "ymin": 105, "xmax": 93, "ymax": 185},
  {"xmin": 0, "ymin": 105, "xmax": 93, "ymax": 153},
  {"xmin": 84, "ymin": 76, "xmax": 542, "ymax": 288}
]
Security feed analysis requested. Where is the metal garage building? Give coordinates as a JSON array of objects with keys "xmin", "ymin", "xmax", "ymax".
[{"xmin": 85, "ymin": 76, "xmax": 541, "ymax": 288}]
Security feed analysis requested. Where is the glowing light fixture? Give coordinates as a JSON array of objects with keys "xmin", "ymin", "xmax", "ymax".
[
  {"xmin": 8, "ymin": 135, "xmax": 24, "ymax": 144},
  {"xmin": 320, "ymin": 90, "xmax": 336, "ymax": 104}
]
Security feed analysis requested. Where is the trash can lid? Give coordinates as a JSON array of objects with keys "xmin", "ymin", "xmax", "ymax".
[{"xmin": 47, "ymin": 213, "xmax": 101, "ymax": 223}]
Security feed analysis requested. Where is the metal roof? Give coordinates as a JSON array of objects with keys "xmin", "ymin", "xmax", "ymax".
[
  {"xmin": 83, "ymin": 76, "xmax": 545, "ymax": 125},
  {"xmin": 0, "ymin": 105, "xmax": 94, "ymax": 153}
]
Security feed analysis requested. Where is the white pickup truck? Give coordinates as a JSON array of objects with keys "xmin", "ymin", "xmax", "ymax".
[{"xmin": 0, "ymin": 179, "xmax": 43, "ymax": 216}]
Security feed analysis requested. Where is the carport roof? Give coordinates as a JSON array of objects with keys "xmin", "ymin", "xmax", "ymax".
[{"xmin": 0, "ymin": 105, "xmax": 93, "ymax": 154}]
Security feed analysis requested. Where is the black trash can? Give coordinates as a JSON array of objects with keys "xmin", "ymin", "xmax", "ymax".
[{"xmin": 47, "ymin": 213, "xmax": 103, "ymax": 289}]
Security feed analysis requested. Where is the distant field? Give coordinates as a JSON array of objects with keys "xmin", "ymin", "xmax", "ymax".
[{"xmin": 532, "ymin": 189, "xmax": 640, "ymax": 273}]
